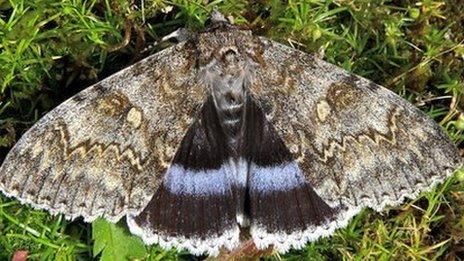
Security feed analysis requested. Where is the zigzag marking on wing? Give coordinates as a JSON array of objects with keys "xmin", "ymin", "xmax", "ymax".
[
  {"xmin": 54, "ymin": 122, "xmax": 148, "ymax": 171},
  {"xmin": 313, "ymin": 107, "xmax": 402, "ymax": 163}
]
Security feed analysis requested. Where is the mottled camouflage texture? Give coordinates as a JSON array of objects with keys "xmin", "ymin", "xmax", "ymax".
[
  {"xmin": 0, "ymin": 42, "xmax": 206, "ymax": 222},
  {"xmin": 254, "ymin": 38, "xmax": 462, "ymax": 211},
  {"xmin": 0, "ymin": 11, "xmax": 462, "ymax": 256}
]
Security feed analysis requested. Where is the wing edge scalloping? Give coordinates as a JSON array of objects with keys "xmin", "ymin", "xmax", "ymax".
[
  {"xmin": 250, "ymin": 165, "xmax": 462, "ymax": 253},
  {"xmin": 0, "ymin": 44, "xmax": 184, "ymax": 223},
  {"xmin": 126, "ymin": 215, "xmax": 240, "ymax": 256},
  {"xmin": 0, "ymin": 184, "xmax": 112, "ymax": 223},
  {"xmin": 359, "ymin": 164, "xmax": 463, "ymax": 213}
]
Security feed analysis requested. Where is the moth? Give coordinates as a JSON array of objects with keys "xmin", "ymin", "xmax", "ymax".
[{"xmin": 0, "ymin": 10, "xmax": 462, "ymax": 257}]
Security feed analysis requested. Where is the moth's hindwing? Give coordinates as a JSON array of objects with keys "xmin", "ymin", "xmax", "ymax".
[
  {"xmin": 0, "ymin": 42, "xmax": 205, "ymax": 223},
  {"xmin": 1, "ymin": 18, "xmax": 463, "ymax": 258},
  {"xmin": 244, "ymin": 38, "xmax": 463, "ymax": 250},
  {"xmin": 127, "ymin": 96, "xmax": 241, "ymax": 256},
  {"xmin": 243, "ymin": 97, "xmax": 346, "ymax": 252}
]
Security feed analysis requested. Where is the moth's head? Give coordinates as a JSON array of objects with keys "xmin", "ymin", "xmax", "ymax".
[
  {"xmin": 194, "ymin": 10, "xmax": 264, "ymax": 69},
  {"xmin": 163, "ymin": 9, "xmax": 264, "ymax": 71},
  {"xmin": 192, "ymin": 10, "xmax": 264, "ymax": 106},
  {"xmin": 160, "ymin": 9, "xmax": 265, "ymax": 98},
  {"xmin": 195, "ymin": 13, "xmax": 264, "ymax": 100}
]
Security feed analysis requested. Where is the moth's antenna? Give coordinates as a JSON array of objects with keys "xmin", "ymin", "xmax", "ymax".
[
  {"xmin": 161, "ymin": 28, "xmax": 192, "ymax": 43},
  {"xmin": 204, "ymin": 7, "xmax": 233, "ymax": 32},
  {"xmin": 210, "ymin": 7, "xmax": 228, "ymax": 24},
  {"xmin": 141, "ymin": 28, "xmax": 193, "ymax": 54}
]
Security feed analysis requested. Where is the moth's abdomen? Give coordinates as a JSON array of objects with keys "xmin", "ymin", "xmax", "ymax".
[{"xmin": 215, "ymin": 89, "xmax": 246, "ymax": 151}]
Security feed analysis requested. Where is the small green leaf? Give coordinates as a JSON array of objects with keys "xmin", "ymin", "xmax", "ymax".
[
  {"xmin": 409, "ymin": 8, "xmax": 420, "ymax": 19},
  {"xmin": 455, "ymin": 115, "xmax": 464, "ymax": 131},
  {"xmin": 92, "ymin": 219, "xmax": 147, "ymax": 261},
  {"xmin": 312, "ymin": 28, "xmax": 322, "ymax": 41},
  {"xmin": 455, "ymin": 170, "xmax": 464, "ymax": 182}
]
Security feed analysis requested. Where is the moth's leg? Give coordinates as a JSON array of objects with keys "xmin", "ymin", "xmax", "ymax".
[{"xmin": 211, "ymin": 235, "xmax": 274, "ymax": 260}]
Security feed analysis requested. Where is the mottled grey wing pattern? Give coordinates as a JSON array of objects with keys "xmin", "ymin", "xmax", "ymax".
[
  {"xmin": 1, "ymin": 10, "xmax": 462, "ymax": 257},
  {"xmin": 243, "ymin": 38, "xmax": 462, "ymax": 252},
  {"xmin": 253, "ymin": 38, "xmax": 462, "ymax": 212},
  {"xmin": 0, "ymin": 43, "xmax": 205, "ymax": 222}
]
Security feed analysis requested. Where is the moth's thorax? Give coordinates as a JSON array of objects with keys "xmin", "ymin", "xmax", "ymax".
[{"xmin": 200, "ymin": 44, "xmax": 255, "ymax": 154}]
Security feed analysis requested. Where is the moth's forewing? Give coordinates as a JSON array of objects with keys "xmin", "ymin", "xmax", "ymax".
[
  {"xmin": 0, "ymin": 43, "xmax": 205, "ymax": 223},
  {"xmin": 0, "ymin": 16, "xmax": 462, "ymax": 257}
]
